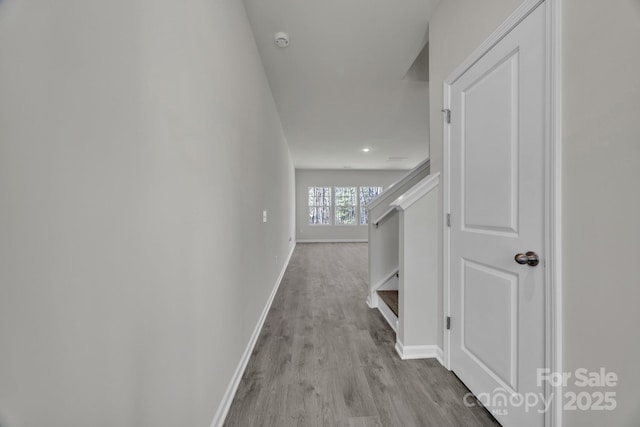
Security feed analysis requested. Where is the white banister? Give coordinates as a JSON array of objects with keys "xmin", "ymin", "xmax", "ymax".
[
  {"xmin": 390, "ymin": 172, "xmax": 440, "ymax": 211},
  {"xmin": 366, "ymin": 158, "xmax": 430, "ymax": 210},
  {"xmin": 372, "ymin": 206, "xmax": 396, "ymax": 228}
]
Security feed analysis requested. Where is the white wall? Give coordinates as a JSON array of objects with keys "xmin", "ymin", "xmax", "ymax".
[
  {"xmin": 561, "ymin": 1, "xmax": 640, "ymax": 425},
  {"xmin": 428, "ymin": 0, "xmax": 524, "ymax": 177},
  {"xmin": 430, "ymin": 1, "xmax": 640, "ymax": 426},
  {"xmin": 0, "ymin": 1, "xmax": 295, "ymax": 426},
  {"xmin": 295, "ymin": 169, "xmax": 406, "ymax": 241}
]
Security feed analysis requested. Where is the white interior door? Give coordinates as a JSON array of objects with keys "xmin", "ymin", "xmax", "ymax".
[{"xmin": 449, "ymin": 4, "xmax": 547, "ymax": 427}]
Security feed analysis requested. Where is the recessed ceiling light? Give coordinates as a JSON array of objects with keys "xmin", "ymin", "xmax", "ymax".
[{"xmin": 362, "ymin": 147, "xmax": 370, "ymax": 152}]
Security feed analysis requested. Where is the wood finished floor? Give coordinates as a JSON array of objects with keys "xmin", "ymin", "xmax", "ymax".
[{"xmin": 224, "ymin": 243, "xmax": 500, "ymax": 427}]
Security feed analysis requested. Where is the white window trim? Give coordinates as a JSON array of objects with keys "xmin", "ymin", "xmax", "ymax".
[
  {"xmin": 307, "ymin": 186, "xmax": 332, "ymax": 226},
  {"xmin": 334, "ymin": 186, "xmax": 358, "ymax": 226},
  {"xmin": 308, "ymin": 185, "xmax": 384, "ymax": 226},
  {"xmin": 359, "ymin": 186, "xmax": 383, "ymax": 226}
]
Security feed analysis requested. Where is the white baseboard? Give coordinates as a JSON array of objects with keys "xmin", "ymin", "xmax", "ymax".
[
  {"xmin": 366, "ymin": 293, "xmax": 379, "ymax": 308},
  {"xmin": 209, "ymin": 242, "xmax": 296, "ymax": 427},
  {"xmin": 296, "ymin": 239, "xmax": 368, "ymax": 243},
  {"xmin": 395, "ymin": 341, "xmax": 444, "ymax": 366}
]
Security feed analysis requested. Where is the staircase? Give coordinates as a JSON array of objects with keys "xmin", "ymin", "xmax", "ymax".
[
  {"xmin": 377, "ymin": 290, "xmax": 398, "ymax": 316},
  {"xmin": 366, "ymin": 159, "xmax": 443, "ymax": 363}
]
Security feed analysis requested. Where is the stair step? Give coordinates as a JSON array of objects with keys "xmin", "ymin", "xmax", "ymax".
[{"xmin": 377, "ymin": 290, "xmax": 399, "ymax": 317}]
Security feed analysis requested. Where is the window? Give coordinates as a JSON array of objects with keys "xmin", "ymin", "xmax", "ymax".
[
  {"xmin": 308, "ymin": 185, "xmax": 384, "ymax": 225},
  {"xmin": 359, "ymin": 186, "xmax": 383, "ymax": 225},
  {"xmin": 334, "ymin": 187, "xmax": 357, "ymax": 225},
  {"xmin": 308, "ymin": 187, "xmax": 331, "ymax": 225}
]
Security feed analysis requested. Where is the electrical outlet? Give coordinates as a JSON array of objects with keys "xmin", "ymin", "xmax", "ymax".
[{"xmin": 262, "ymin": 210, "xmax": 267, "ymax": 223}]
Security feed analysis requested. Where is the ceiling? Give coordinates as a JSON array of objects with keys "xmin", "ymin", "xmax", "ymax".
[{"xmin": 243, "ymin": 0, "xmax": 440, "ymax": 170}]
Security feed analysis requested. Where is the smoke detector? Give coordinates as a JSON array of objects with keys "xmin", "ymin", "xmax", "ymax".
[{"xmin": 274, "ymin": 32, "xmax": 290, "ymax": 48}]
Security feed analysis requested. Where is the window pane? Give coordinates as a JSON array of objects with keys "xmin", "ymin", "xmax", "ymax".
[
  {"xmin": 359, "ymin": 186, "xmax": 383, "ymax": 225},
  {"xmin": 335, "ymin": 187, "xmax": 357, "ymax": 205},
  {"xmin": 309, "ymin": 207, "xmax": 331, "ymax": 225},
  {"xmin": 360, "ymin": 208, "xmax": 369, "ymax": 225},
  {"xmin": 335, "ymin": 206, "xmax": 357, "ymax": 225},
  {"xmin": 308, "ymin": 187, "xmax": 332, "ymax": 224},
  {"xmin": 321, "ymin": 188, "xmax": 328, "ymax": 206},
  {"xmin": 335, "ymin": 187, "xmax": 357, "ymax": 225}
]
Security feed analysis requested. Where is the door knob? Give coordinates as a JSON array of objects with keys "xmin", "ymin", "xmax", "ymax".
[{"xmin": 514, "ymin": 251, "xmax": 540, "ymax": 266}]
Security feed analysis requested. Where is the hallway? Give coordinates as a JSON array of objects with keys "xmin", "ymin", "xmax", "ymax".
[{"xmin": 224, "ymin": 243, "xmax": 500, "ymax": 427}]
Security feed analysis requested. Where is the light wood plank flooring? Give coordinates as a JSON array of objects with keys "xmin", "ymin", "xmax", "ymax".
[{"xmin": 223, "ymin": 243, "xmax": 500, "ymax": 427}]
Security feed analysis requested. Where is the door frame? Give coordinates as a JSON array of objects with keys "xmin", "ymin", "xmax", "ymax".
[{"xmin": 442, "ymin": 1, "xmax": 563, "ymax": 426}]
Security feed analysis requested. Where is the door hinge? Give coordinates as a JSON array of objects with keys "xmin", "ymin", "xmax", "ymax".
[
  {"xmin": 446, "ymin": 213, "xmax": 451, "ymax": 227},
  {"xmin": 442, "ymin": 108, "xmax": 451, "ymax": 124},
  {"xmin": 446, "ymin": 316, "xmax": 451, "ymax": 330}
]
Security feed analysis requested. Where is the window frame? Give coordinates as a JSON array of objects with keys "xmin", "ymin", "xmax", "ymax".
[
  {"xmin": 307, "ymin": 186, "xmax": 333, "ymax": 226},
  {"xmin": 358, "ymin": 186, "xmax": 384, "ymax": 226},
  {"xmin": 333, "ymin": 186, "xmax": 358, "ymax": 226},
  {"xmin": 306, "ymin": 185, "xmax": 384, "ymax": 226}
]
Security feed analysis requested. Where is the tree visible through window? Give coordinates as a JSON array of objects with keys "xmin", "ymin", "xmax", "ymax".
[
  {"xmin": 359, "ymin": 187, "xmax": 383, "ymax": 225},
  {"xmin": 334, "ymin": 187, "xmax": 357, "ymax": 225},
  {"xmin": 308, "ymin": 185, "xmax": 384, "ymax": 225},
  {"xmin": 308, "ymin": 187, "xmax": 331, "ymax": 224}
]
